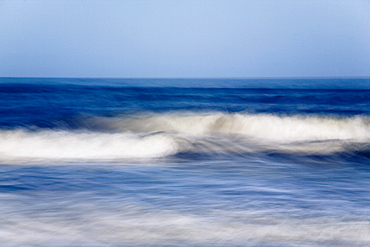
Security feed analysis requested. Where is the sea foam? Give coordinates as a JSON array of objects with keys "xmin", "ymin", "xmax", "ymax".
[
  {"xmin": 0, "ymin": 130, "xmax": 178, "ymax": 163},
  {"xmin": 90, "ymin": 112, "xmax": 370, "ymax": 142},
  {"xmin": 1, "ymin": 113, "xmax": 369, "ymax": 163}
]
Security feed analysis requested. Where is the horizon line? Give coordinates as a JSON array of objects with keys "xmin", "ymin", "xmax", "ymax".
[{"xmin": 1, "ymin": 76, "xmax": 370, "ymax": 80}]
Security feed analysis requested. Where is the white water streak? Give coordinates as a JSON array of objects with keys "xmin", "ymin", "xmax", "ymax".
[
  {"xmin": 0, "ymin": 201, "xmax": 369, "ymax": 246},
  {"xmin": 1, "ymin": 113, "xmax": 369, "ymax": 163}
]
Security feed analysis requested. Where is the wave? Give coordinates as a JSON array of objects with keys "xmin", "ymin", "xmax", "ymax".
[
  {"xmin": 89, "ymin": 112, "xmax": 370, "ymax": 142},
  {"xmin": 0, "ymin": 130, "xmax": 179, "ymax": 163},
  {"xmin": 1, "ymin": 112, "xmax": 370, "ymax": 163}
]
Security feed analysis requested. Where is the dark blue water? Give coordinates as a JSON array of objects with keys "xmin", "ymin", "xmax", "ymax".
[{"xmin": 0, "ymin": 78, "xmax": 369, "ymax": 246}]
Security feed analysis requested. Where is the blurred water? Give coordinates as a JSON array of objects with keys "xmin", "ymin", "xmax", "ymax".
[{"xmin": 0, "ymin": 78, "xmax": 369, "ymax": 246}]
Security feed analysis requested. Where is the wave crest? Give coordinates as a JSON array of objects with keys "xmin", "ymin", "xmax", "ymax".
[
  {"xmin": 90, "ymin": 113, "xmax": 370, "ymax": 142},
  {"xmin": 1, "ymin": 113, "xmax": 370, "ymax": 163},
  {"xmin": 0, "ymin": 130, "xmax": 179, "ymax": 163}
]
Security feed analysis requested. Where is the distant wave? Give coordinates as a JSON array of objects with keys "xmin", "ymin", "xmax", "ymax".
[{"xmin": 1, "ymin": 112, "xmax": 369, "ymax": 163}]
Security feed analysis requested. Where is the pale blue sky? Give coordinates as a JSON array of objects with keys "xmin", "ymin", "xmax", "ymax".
[{"xmin": 1, "ymin": 0, "xmax": 370, "ymax": 78}]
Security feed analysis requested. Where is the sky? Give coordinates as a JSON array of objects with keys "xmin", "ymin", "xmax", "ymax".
[{"xmin": 0, "ymin": 0, "xmax": 370, "ymax": 78}]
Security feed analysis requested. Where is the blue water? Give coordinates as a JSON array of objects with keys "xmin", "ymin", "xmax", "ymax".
[{"xmin": 0, "ymin": 78, "xmax": 369, "ymax": 246}]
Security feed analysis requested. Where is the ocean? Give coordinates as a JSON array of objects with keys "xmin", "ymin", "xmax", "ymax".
[{"xmin": 0, "ymin": 78, "xmax": 369, "ymax": 246}]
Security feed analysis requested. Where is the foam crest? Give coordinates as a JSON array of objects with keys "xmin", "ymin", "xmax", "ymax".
[
  {"xmin": 0, "ymin": 130, "xmax": 178, "ymax": 163},
  {"xmin": 91, "ymin": 113, "xmax": 370, "ymax": 142},
  {"xmin": 1, "ymin": 113, "xmax": 370, "ymax": 163}
]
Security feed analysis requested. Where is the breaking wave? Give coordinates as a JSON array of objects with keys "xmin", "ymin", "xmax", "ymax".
[
  {"xmin": 90, "ymin": 112, "xmax": 370, "ymax": 141},
  {"xmin": 1, "ymin": 112, "xmax": 370, "ymax": 163},
  {"xmin": 0, "ymin": 130, "xmax": 179, "ymax": 163}
]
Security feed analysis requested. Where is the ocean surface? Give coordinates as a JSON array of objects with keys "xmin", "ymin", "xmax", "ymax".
[{"xmin": 0, "ymin": 78, "xmax": 369, "ymax": 246}]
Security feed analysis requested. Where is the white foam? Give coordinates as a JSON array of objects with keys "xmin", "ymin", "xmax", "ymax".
[
  {"xmin": 84, "ymin": 113, "xmax": 370, "ymax": 155},
  {"xmin": 1, "ymin": 113, "xmax": 369, "ymax": 163},
  {"xmin": 0, "ymin": 203, "xmax": 369, "ymax": 246},
  {"xmin": 92, "ymin": 113, "xmax": 370, "ymax": 142},
  {"xmin": 0, "ymin": 130, "xmax": 178, "ymax": 163}
]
